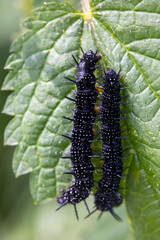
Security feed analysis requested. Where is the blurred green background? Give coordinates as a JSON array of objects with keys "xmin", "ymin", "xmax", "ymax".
[{"xmin": 0, "ymin": 1, "xmax": 132, "ymax": 239}]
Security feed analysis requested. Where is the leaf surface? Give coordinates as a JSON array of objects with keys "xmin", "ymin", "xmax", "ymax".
[
  {"xmin": 90, "ymin": 0, "xmax": 160, "ymax": 239},
  {"xmin": 3, "ymin": 1, "xmax": 160, "ymax": 238}
]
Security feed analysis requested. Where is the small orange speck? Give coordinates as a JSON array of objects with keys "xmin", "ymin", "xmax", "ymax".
[
  {"xmin": 93, "ymin": 128, "xmax": 97, "ymax": 135},
  {"xmin": 94, "ymin": 106, "xmax": 100, "ymax": 114},
  {"xmin": 91, "ymin": 144, "xmax": 95, "ymax": 151},
  {"xmin": 96, "ymin": 87, "xmax": 103, "ymax": 93}
]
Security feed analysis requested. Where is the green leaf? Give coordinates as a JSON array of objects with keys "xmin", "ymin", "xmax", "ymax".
[
  {"xmin": 126, "ymin": 155, "xmax": 160, "ymax": 240},
  {"xmin": 3, "ymin": 2, "xmax": 85, "ymax": 202},
  {"xmin": 2, "ymin": 0, "xmax": 160, "ymax": 238},
  {"xmin": 90, "ymin": 0, "xmax": 160, "ymax": 239}
]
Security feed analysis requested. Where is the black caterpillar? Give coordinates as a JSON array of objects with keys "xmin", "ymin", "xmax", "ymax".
[
  {"xmin": 57, "ymin": 49, "xmax": 101, "ymax": 219},
  {"xmin": 87, "ymin": 69, "xmax": 128, "ymax": 221}
]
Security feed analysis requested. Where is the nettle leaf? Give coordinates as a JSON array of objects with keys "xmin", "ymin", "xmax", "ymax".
[{"xmin": 2, "ymin": 0, "xmax": 160, "ymax": 238}]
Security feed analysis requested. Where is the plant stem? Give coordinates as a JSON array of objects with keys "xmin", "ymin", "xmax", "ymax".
[{"xmin": 81, "ymin": 0, "xmax": 92, "ymax": 21}]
